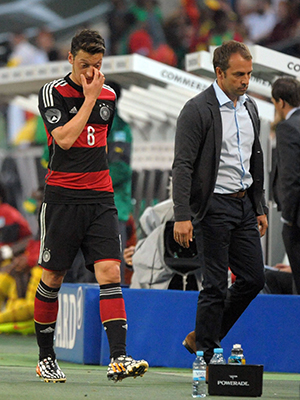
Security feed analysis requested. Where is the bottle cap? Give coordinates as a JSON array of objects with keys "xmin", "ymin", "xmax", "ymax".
[
  {"xmin": 214, "ymin": 348, "xmax": 223, "ymax": 353},
  {"xmin": 196, "ymin": 350, "xmax": 204, "ymax": 356},
  {"xmin": 233, "ymin": 344, "xmax": 242, "ymax": 349},
  {"xmin": 232, "ymin": 344, "xmax": 243, "ymax": 352}
]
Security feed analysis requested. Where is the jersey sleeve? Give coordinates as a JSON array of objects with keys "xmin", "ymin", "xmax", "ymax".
[{"xmin": 38, "ymin": 82, "xmax": 69, "ymax": 135}]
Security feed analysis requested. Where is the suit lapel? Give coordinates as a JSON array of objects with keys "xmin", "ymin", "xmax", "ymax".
[
  {"xmin": 206, "ymin": 86, "xmax": 222, "ymax": 171},
  {"xmin": 244, "ymin": 97, "xmax": 259, "ymax": 137}
]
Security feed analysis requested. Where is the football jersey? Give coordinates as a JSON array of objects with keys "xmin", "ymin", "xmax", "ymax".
[{"xmin": 38, "ymin": 73, "xmax": 116, "ymax": 204}]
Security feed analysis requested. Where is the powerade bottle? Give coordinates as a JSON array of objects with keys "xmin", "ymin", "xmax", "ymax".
[
  {"xmin": 228, "ymin": 344, "xmax": 246, "ymax": 364},
  {"xmin": 192, "ymin": 350, "xmax": 207, "ymax": 398},
  {"xmin": 209, "ymin": 348, "xmax": 226, "ymax": 365}
]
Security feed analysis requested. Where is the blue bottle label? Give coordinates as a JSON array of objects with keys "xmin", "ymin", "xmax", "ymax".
[
  {"xmin": 193, "ymin": 370, "xmax": 205, "ymax": 380},
  {"xmin": 228, "ymin": 355, "xmax": 245, "ymax": 364}
]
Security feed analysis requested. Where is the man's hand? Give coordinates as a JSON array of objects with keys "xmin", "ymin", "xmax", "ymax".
[
  {"xmin": 274, "ymin": 263, "xmax": 292, "ymax": 273},
  {"xmin": 257, "ymin": 214, "xmax": 268, "ymax": 237},
  {"xmin": 81, "ymin": 67, "xmax": 105, "ymax": 102},
  {"xmin": 52, "ymin": 67, "xmax": 106, "ymax": 150},
  {"xmin": 173, "ymin": 220, "xmax": 193, "ymax": 248},
  {"xmin": 123, "ymin": 245, "xmax": 135, "ymax": 267}
]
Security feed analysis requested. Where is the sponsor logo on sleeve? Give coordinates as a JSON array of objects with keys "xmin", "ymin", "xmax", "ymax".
[{"xmin": 45, "ymin": 108, "xmax": 62, "ymax": 124}]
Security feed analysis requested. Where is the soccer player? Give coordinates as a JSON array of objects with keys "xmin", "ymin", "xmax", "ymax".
[{"xmin": 34, "ymin": 29, "xmax": 148, "ymax": 383}]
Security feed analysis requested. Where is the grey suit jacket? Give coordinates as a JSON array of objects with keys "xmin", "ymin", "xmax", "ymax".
[
  {"xmin": 172, "ymin": 85, "xmax": 266, "ymax": 222},
  {"xmin": 273, "ymin": 109, "xmax": 300, "ymax": 227}
]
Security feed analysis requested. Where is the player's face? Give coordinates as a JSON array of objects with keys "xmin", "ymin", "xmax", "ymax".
[
  {"xmin": 68, "ymin": 50, "xmax": 103, "ymax": 86},
  {"xmin": 216, "ymin": 52, "xmax": 252, "ymax": 104}
]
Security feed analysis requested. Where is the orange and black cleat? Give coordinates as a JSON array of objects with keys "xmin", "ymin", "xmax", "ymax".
[{"xmin": 107, "ymin": 355, "xmax": 148, "ymax": 382}]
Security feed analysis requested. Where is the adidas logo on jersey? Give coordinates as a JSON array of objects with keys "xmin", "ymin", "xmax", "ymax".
[{"xmin": 69, "ymin": 106, "xmax": 78, "ymax": 114}]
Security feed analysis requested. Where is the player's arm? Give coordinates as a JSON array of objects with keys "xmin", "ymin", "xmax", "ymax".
[{"xmin": 52, "ymin": 68, "xmax": 105, "ymax": 150}]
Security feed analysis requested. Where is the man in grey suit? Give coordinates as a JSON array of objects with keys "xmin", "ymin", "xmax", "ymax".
[
  {"xmin": 172, "ymin": 40, "xmax": 268, "ymax": 363},
  {"xmin": 272, "ymin": 77, "xmax": 300, "ymax": 295}
]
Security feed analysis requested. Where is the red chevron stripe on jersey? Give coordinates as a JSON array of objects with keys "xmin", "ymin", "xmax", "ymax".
[{"xmin": 46, "ymin": 170, "xmax": 113, "ymax": 191}]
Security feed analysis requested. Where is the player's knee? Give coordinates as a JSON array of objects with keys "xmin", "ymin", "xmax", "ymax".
[
  {"xmin": 41, "ymin": 269, "xmax": 65, "ymax": 288},
  {"xmin": 95, "ymin": 261, "xmax": 121, "ymax": 284}
]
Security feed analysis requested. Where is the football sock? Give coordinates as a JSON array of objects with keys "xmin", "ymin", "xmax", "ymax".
[
  {"xmin": 99, "ymin": 283, "xmax": 127, "ymax": 359},
  {"xmin": 34, "ymin": 280, "xmax": 59, "ymax": 360}
]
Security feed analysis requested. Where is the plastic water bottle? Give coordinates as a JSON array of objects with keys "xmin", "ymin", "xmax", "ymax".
[
  {"xmin": 209, "ymin": 348, "xmax": 226, "ymax": 365},
  {"xmin": 228, "ymin": 344, "xmax": 246, "ymax": 365},
  {"xmin": 192, "ymin": 350, "xmax": 207, "ymax": 398}
]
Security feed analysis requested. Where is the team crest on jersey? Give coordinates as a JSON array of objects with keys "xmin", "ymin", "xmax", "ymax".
[
  {"xmin": 42, "ymin": 248, "xmax": 51, "ymax": 263},
  {"xmin": 45, "ymin": 108, "xmax": 62, "ymax": 124},
  {"xmin": 99, "ymin": 105, "xmax": 111, "ymax": 121}
]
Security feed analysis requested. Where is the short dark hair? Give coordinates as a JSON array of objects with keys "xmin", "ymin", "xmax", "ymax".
[
  {"xmin": 70, "ymin": 29, "xmax": 106, "ymax": 57},
  {"xmin": 271, "ymin": 77, "xmax": 300, "ymax": 107},
  {"xmin": 213, "ymin": 40, "xmax": 252, "ymax": 72}
]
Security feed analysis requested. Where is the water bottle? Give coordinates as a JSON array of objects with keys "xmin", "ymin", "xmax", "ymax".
[
  {"xmin": 228, "ymin": 344, "xmax": 246, "ymax": 365},
  {"xmin": 192, "ymin": 350, "xmax": 207, "ymax": 398},
  {"xmin": 209, "ymin": 348, "xmax": 226, "ymax": 365}
]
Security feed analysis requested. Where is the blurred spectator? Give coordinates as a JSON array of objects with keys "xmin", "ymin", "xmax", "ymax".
[
  {"xmin": 106, "ymin": 0, "xmax": 177, "ymax": 65},
  {"xmin": 0, "ymin": 39, "xmax": 11, "ymax": 67},
  {"xmin": 128, "ymin": 28, "xmax": 153, "ymax": 56},
  {"xmin": 0, "ymin": 264, "xmax": 42, "ymax": 334},
  {"xmin": 188, "ymin": 3, "xmax": 216, "ymax": 51},
  {"xmin": 7, "ymin": 31, "xmax": 49, "ymax": 145},
  {"xmin": 234, "ymin": 0, "xmax": 256, "ymax": 20},
  {"xmin": 35, "ymin": 29, "xmax": 61, "ymax": 61},
  {"xmin": 0, "ymin": 156, "xmax": 23, "ymax": 210},
  {"xmin": 106, "ymin": 0, "xmax": 136, "ymax": 55},
  {"xmin": 178, "ymin": 0, "xmax": 300, "ymax": 57},
  {"xmin": 187, "ymin": 0, "xmax": 245, "ymax": 51},
  {"xmin": 127, "ymin": 26, "xmax": 177, "ymax": 65},
  {"xmin": 149, "ymin": 43, "xmax": 177, "ymax": 66},
  {"xmin": 164, "ymin": 9, "xmax": 194, "ymax": 69},
  {"xmin": 12, "ymin": 114, "xmax": 48, "ymax": 147},
  {"xmin": 242, "ymin": 0, "xmax": 277, "ymax": 43},
  {"xmin": 129, "ymin": 0, "xmax": 166, "ymax": 48},
  {"xmin": 207, "ymin": 9, "xmax": 244, "ymax": 46},
  {"xmin": 260, "ymin": 1, "xmax": 300, "ymax": 48},
  {"xmin": 7, "ymin": 30, "xmax": 48, "ymax": 67},
  {"xmin": 181, "ymin": 0, "xmax": 201, "ymax": 31},
  {"xmin": 0, "ymin": 187, "xmax": 43, "ymax": 334},
  {"xmin": 0, "ymin": 181, "xmax": 32, "ymax": 265}
]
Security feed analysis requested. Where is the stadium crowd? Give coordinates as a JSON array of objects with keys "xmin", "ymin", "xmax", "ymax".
[
  {"xmin": 1, "ymin": 0, "xmax": 300, "ymax": 70},
  {"xmin": 105, "ymin": 0, "xmax": 300, "ymax": 68}
]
